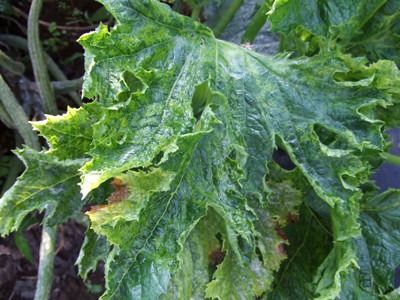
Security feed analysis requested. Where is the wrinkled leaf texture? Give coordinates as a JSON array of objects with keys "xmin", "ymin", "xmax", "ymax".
[
  {"xmin": 0, "ymin": 0, "xmax": 399, "ymax": 299},
  {"xmin": 270, "ymin": 0, "xmax": 400, "ymax": 65}
]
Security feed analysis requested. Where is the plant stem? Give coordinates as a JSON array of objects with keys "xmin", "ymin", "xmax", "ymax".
[
  {"xmin": 52, "ymin": 77, "xmax": 83, "ymax": 94},
  {"xmin": 241, "ymin": 1, "xmax": 271, "ymax": 44},
  {"xmin": 0, "ymin": 75, "xmax": 40, "ymax": 150},
  {"xmin": 0, "ymin": 34, "xmax": 30, "ymax": 49},
  {"xmin": 380, "ymin": 152, "xmax": 400, "ymax": 166},
  {"xmin": 34, "ymin": 219, "xmax": 57, "ymax": 300},
  {"xmin": 28, "ymin": 0, "xmax": 58, "ymax": 115},
  {"xmin": 0, "ymin": 101, "xmax": 14, "ymax": 128},
  {"xmin": 212, "ymin": 0, "xmax": 244, "ymax": 37},
  {"xmin": 28, "ymin": 2, "xmax": 58, "ymax": 299},
  {"xmin": 0, "ymin": 49, "xmax": 25, "ymax": 74},
  {"xmin": 0, "ymin": 34, "xmax": 82, "ymax": 106},
  {"xmin": 191, "ymin": 5, "xmax": 201, "ymax": 21}
]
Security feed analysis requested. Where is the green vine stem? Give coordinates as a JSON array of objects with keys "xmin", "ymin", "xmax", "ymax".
[
  {"xmin": 0, "ymin": 74, "xmax": 40, "ymax": 150},
  {"xmin": 52, "ymin": 77, "xmax": 83, "ymax": 94},
  {"xmin": 190, "ymin": 0, "xmax": 210, "ymax": 21},
  {"xmin": 380, "ymin": 152, "xmax": 400, "ymax": 166},
  {"xmin": 212, "ymin": 0, "xmax": 244, "ymax": 37},
  {"xmin": 191, "ymin": 4, "xmax": 201, "ymax": 21},
  {"xmin": 241, "ymin": 1, "xmax": 271, "ymax": 44},
  {"xmin": 28, "ymin": 1, "xmax": 58, "ymax": 299},
  {"xmin": 34, "ymin": 217, "xmax": 57, "ymax": 300},
  {"xmin": 0, "ymin": 50, "xmax": 25, "ymax": 75},
  {"xmin": 0, "ymin": 101, "xmax": 14, "ymax": 128},
  {"xmin": 28, "ymin": 0, "xmax": 58, "ymax": 115}
]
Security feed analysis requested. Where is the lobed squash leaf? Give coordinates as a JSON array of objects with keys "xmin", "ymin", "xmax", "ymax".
[{"xmin": 0, "ymin": 0, "xmax": 399, "ymax": 299}]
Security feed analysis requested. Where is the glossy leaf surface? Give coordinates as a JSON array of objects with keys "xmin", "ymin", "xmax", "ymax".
[
  {"xmin": 269, "ymin": 0, "xmax": 400, "ymax": 65},
  {"xmin": 0, "ymin": 0, "xmax": 399, "ymax": 299}
]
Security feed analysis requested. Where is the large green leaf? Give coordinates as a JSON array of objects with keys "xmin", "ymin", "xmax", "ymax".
[
  {"xmin": 77, "ymin": 1, "xmax": 391, "ymax": 295},
  {"xmin": 1, "ymin": 0, "xmax": 400, "ymax": 299},
  {"xmin": 78, "ymin": 0, "xmax": 394, "ymax": 205},
  {"xmin": 269, "ymin": 0, "xmax": 400, "ymax": 65}
]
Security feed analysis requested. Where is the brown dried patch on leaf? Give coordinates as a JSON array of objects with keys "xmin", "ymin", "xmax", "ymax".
[
  {"xmin": 107, "ymin": 178, "xmax": 130, "ymax": 204},
  {"xmin": 209, "ymin": 247, "xmax": 226, "ymax": 267},
  {"xmin": 277, "ymin": 243, "xmax": 287, "ymax": 258},
  {"xmin": 273, "ymin": 223, "xmax": 288, "ymax": 258},
  {"xmin": 274, "ymin": 224, "xmax": 287, "ymax": 241},
  {"xmin": 86, "ymin": 178, "xmax": 130, "ymax": 215}
]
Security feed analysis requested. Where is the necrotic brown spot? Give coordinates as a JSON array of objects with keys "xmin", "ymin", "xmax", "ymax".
[{"xmin": 107, "ymin": 178, "xmax": 129, "ymax": 204}]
